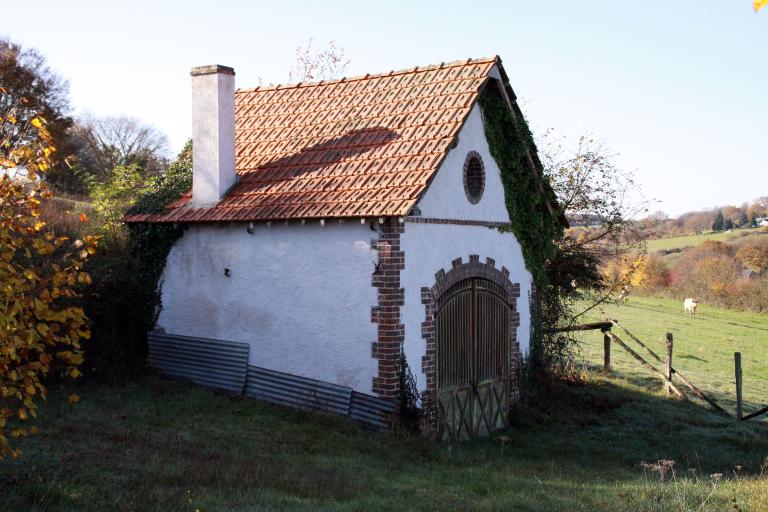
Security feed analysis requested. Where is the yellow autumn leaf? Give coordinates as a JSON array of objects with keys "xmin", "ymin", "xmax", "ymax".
[
  {"xmin": 30, "ymin": 117, "xmax": 43, "ymax": 128},
  {"xmin": 756, "ymin": 0, "xmax": 768, "ymax": 11}
]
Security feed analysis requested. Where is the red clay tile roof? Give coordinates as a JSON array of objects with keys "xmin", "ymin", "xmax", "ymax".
[{"xmin": 126, "ymin": 56, "xmax": 502, "ymax": 223}]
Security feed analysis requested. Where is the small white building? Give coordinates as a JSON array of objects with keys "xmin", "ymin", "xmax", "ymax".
[{"xmin": 127, "ymin": 57, "xmax": 560, "ymax": 438}]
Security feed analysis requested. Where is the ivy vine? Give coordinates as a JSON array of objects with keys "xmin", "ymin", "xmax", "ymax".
[
  {"xmin": 479, "ymin": 84, "xmax": 564, "ymax": 368},
  {"xmin": 125, "ymin": 140, "xmax": 192, "ymax": 327},
  {"xmin": 478, "ymin": 84, "xmax": 562, "ymax": 290}
]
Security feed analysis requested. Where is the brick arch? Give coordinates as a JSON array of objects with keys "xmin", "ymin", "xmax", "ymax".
[{"xmin": 419, "ymin": 254, "xmax": 521, "ymax": 435}]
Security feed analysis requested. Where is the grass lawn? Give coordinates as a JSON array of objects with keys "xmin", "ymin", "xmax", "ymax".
[
  {"xmin": 1, "ymin": 296, "xmax": 767, "ymax": 511},
  {"xmin": 645, "ymin": 228, "xmax": 765, "ymax": 252},
  {"xmin": 573, "ymin": 295, "xmax": 768, "ymax": 418},
  {"xmin": 1, "ymin": 384, "xmax": 767, "ymax": 509}
]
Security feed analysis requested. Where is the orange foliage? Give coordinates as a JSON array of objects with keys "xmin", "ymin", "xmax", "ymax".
[
  {"xmin": 602, "ymin": 254, "xmax": 646, "ymax": 289},
  {"xmin": 1, "ymin": 89, "xmax": 96, "ymax": 458},
  {"xmin": 736, "ymin": 238, "xmax": 768, "ymax": 273}
]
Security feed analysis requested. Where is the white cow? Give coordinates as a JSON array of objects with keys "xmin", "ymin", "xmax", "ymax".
[
  {"xmin": 618, "ymin": 285, "xmax": 631, "ymax": 302},
  {"xmin": 683, "ymin": 298, "xmax": 700, "ymax": 318}
]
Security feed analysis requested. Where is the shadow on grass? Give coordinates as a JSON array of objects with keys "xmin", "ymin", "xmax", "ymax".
[{"xmin": 1, "ymin": 375, "xmax": 766, "ymax": 511}]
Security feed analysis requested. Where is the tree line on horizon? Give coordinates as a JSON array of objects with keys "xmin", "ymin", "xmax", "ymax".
[{"xmin": 636, "ymin": 198, "xmax": 768, "ymax": 239}]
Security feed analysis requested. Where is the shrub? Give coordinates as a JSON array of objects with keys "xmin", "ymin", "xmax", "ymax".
[
  {"xmin": 640, "ymin": 253, "xmax": 669, "ymax": 291},
  {"xmin": 735, "ymin": 238, "xmax": 768, "ymax": 273},
  {"xmin": 78, "ymin": 142, "xmax": 192, "ymax": 383},
  {"xmin": 669, "ymin": 244, "xmax": 742, "ymax": 303},
  {"xmin": 89, "ymin": 164, "xmax": 155, "ymax": 239},
  {"xmin": 0, "ymin": 92, "xmax": 96, "ymax": 458}
]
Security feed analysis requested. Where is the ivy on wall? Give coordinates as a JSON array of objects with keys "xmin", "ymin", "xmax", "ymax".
[
  {"xmin": 478, "ymin": 84, "xmax": 562, "ymax": 289},
  {"xmin": 479, "ymin": 83, "xmax": 564, "ymax": 368},
  {"xmin": 125, "ymin": 140, "xmax": 192, "ymax": 327}
]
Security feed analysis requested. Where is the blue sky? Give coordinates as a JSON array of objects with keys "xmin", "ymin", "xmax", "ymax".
[{"xmin": 5, "ymin": 1, "xmax": 766, "ymax": 216}]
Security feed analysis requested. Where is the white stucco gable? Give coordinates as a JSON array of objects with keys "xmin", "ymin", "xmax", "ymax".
[{"xmin": 415, "ymin": 102, "xmax": 510, "ymax": 223}]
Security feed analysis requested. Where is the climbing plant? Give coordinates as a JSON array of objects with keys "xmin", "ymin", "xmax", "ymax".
[
  {"xmin": 76, "ymin": 141, "xmax": 191, "ymax": 383},
  {"xmin": 479, "ymin": 84, "xmax": 564, "ymax": 368},
  {"xmin": 479, "ymin": 85, "xmax": 562, "ymax": 290},
  {"xmin": 396, "ymin": 351, "xmax": 421, "ymax": 432},
  {"xmin": 125, "ymin": 140, "xmax": 192, "ymax": 328}
]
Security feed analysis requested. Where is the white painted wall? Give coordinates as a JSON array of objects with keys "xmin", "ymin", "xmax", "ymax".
[
  {"xmin": 416, "ymin": 103, "xmax": 510, "ymax": 223},
  {"xmin": 156, "ymin": 222, "xmax": 379, "ymax": 393},
  {"xmin": 400, "ymin": 222, "xmax": 532, "ymax": 393},
  {"xmin": 401, "ymin": 96, "xmax": 533, "ymax": 393}
]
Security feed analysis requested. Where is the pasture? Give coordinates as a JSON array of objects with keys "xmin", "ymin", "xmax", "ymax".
[
  {"xmin": 574, "ymin": 295, "xmax": 768, "ymax": 417},
  {"xmin": 645, "ymin": 228, "xmax": 764, "ymax": 252}
]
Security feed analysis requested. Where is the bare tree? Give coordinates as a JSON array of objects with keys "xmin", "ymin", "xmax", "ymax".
[
  {"xmin": 288, "ymin": 38, "xmax": 350, "ymax": 82},
  {"xmin": 70, "ymin": 114, "xmax": 170, "ymax": 180},
  {"xmin": 538, "ymin": 131, "xmax": 653, "ymax": 320}
]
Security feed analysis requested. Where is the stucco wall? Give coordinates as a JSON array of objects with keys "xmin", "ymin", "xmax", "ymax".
[
  {"xmin": 156, "ymin": 222, "xmax": 379, "ymax": 393},
  {"xmin": 401, "ymin": 97, "xmax": 533, "ymax": 393},
  {"xmin": 416, "ymin": 103, "xmax": 510, "ymax": 222},
  {"xmin": 400, "ymin": 222, "xmax": 532, "ymax": 393}
]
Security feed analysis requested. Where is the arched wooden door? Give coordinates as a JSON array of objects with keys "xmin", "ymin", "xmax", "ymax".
[{"xmin": 436, "ymin": 277, "xmax": 511, "ymax": 440}]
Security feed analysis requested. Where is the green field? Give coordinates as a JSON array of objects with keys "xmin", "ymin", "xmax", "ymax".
[
  {"xmin": 646, "ymin": 228, "xmax": 764, "ymax": 251},
  {"xmin": 573, "ymin": 295, "xmax": 768, "ymax": 417},
  {"xmin": 1, "ymin": 296, "xmax": 767, "ymax": 511}
]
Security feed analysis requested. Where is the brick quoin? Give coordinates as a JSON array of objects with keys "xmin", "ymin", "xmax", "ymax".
[
  {"xmin": 420, "ymin": 255, "xmax": 522, "ymax": 436},
  {"xmin": 370, "ymin": 219, "xmax": 405, "ymax": 401}
]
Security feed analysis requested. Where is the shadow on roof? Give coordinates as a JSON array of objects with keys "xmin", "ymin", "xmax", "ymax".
[{"xmin": 238, "ymin": 127, "xmax": 401, "ymax": 186}]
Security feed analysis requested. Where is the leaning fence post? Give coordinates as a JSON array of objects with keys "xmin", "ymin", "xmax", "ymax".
[
  {"xmin": 735, "ymin": 352, "xmax": 743, "ymax": 420},
  {"xmin": 664, "ymin": 333, "xmax": 673, "ymax": 395},
  {"xmin": 602, "ymin": 326, "xmax": 611, "ymax": 372}
]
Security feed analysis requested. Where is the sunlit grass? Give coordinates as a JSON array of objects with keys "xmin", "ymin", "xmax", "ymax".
[
  {"xmin": 573, "ymin": 295, "xmax": 768, "ymax": 418},
  {"xmin": 646, "ymin": 228, "xmax": 764, "ymax": 251}
]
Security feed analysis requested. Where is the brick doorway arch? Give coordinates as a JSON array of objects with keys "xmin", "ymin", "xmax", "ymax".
[{"xmin": 420, "ymin": 255, "xmax": 521, "ymax": 438}]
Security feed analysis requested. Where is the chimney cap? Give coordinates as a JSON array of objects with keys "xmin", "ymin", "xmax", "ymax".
[{"xmin": 191, "ymin": 64, "xmax": 235, "ymax": 77}]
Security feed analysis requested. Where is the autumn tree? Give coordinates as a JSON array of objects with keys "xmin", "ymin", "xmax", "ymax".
[
  {"xmin": 736, "ymin": 238, "xmax": 768, "ymax": 273},
  {"xmin": 670, "ymin": 241, "xmax": 739, "ymax": 300},
  {"xmin": 539, "ymin": 132, "xmax": 651, "ymax": 318},
  {"xmin": 0, "ymin": 87, "xmax": 96, "ymax": 458},
  {"xmin": 641, "ymin": 252, "xmax": 670, "ymax": 290},
  {"xmin": 0, "ymin": 37, "xmax": 80, "ymax": 194},
  {"xmin": 749, "ymin": 196, "xmax": 768, "ymax": 218}
]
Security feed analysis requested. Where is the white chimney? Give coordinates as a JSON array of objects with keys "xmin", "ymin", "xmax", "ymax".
[{"xmin": 190, "ymin": 64, "xmax": 237, "ymax": 207}]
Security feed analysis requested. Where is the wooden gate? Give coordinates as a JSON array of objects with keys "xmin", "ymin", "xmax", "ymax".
[{"xmin": 436, "ymin": 277, "xmax": 510, "ymax": 440}]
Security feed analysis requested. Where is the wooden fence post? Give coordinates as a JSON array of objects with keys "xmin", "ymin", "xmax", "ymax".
[
  {"xmin": 664, "ymin": 333, "xmax": 673, "ymax": 395},
  {"xmin": 735, "ymin": 352, "xmax": 743, "ymax": 420},
  {"xmin": 602, "ymin": 327, "xmax": 611, "ymax": 372}
]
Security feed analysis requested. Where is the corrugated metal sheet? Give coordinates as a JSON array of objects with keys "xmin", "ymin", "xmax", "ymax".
[
  {"xmin": 147, "ymin": 332, "xmax": 394, "ymax": 431},
  {"xmin": 245, "ymin": 365, "xmax": 352, "ymax": 416},
  {"xmin": 349, "ymin": 391, "xmax": 396, "ymax": 431},
  {"xmin": 147, "ymin": 332, "xmax": 249, "ymax": 394}
]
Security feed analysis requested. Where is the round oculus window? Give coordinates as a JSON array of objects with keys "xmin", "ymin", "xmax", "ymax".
[{"xmin": 463, "ymin": 151, "xmax": 485, "ymax": 204}]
